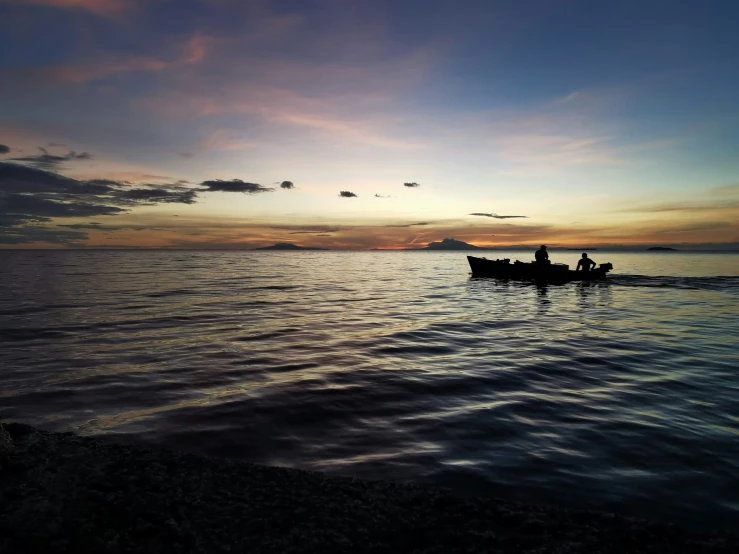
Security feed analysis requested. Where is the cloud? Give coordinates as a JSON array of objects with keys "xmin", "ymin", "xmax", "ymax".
[
  {"xmin": 384, "ymin": 222, "xmax": 430, "ymax": 228},
  {"xmin": 289, "ymin": 228, "xmax": 341, "ymax": 235},
  {"xmin": 0, "ymin": 226, "xmax": 88, "ymax": 245},
  {"xmin": 271, "ymin": 225, "xmax": 340, "ymax": 234},
  {"xmin": 709, "ymin": 184, "xmax": 739, "ymax": 196},
  {"xmin": 619, "ymin": 184, "xmax": 739, "ymax": 214},
  {"xmin": 114, "ymin": 187, "xmax": 199, "ymax": 205},
  {"xmin": 339, "ymin": 191, "xmax": 357, "ymax": 197},
  {"xmin": 10, "ymin": 147, "xmax": 92, "ymax": 171},
  {"xmin": 86, "ymin": 178, "xmax": 128, "ymax": 187},
  {"xmin": 625, "ymin": 201, "xmax": 739, "ymax": 214},
  {"xmin": 56, "ymin": 223, "xmax": 122, "ymax": 231},
  {"xmin": 3, "ymin": 0, "xmax": 128, "ymax": 18},
  {"xmin": 656, "ymin": 222, "xmax": 732, "ymax": 234},
  {"xmin": 0, "ymin": 213, "xmax": 51, "ymax": 227},
  {"xmin": 403, "ymin": 182, "xmax": 420, "ymax": 187},
  {"xmin": 0, "ymin": 164, "xmax": 141, "ymax": 205},
  {"xmin": 1, "ymin": 192, "xmax": 125, "ymax": 218},
  {"xmin": 280, "ymin": 181, "xmax": 295, "ymax": 189},
  {"xmin": 179, "ymin": 153, "xmax": 194, "ymax": 158},
  {"xmin": 0, "ymin": 145, "xmax": 9, "ymax": 155},
  {"xmin": 134, "ymin": 37, "xmax": 436, "ymax": 150},
  {"xmin": 38, "ymin": 34, "xmax": 207, "ymax": 85},
  {"xmin": 635, "ymin": 204, "xmax": 731, "ymax": 214},
  {"xmin": 0, "ymin": 162, "xmax": 236, "ymax": 245},
  {"xmin": 0, "ymin": 161, "xmax": 85, "ymax": 194},
  {"xmin": 469, "ymin": 212, "xmax": 528, "ymax": 219},
  {"xmin": 200, "ymin": 179, "xmax": 274, "ymax": 194}
]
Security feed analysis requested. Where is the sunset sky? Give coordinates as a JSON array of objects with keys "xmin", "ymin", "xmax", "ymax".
[{"xmin": 1, "ymin": 0, "xmax": 738, "ymax": 249}]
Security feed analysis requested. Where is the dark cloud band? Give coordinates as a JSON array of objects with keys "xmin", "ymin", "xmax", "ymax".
[
  {"xmin": 200, "ymin": 179, "xmax": 274, "ymax": 193},
  {"xmin": 1, "ymin": 160, "xmax": 287, "ymax": 245}
]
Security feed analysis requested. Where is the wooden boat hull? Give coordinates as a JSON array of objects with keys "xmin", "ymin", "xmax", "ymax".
[{"xmin": 467, "ymin": 256, "xmax": 612, "ymax": 283}]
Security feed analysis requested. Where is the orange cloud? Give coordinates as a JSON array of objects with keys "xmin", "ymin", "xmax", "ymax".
[
  {"xmin": 4, "ymin": 214, "xmax": 738, "ymax": 250},
  {"xmin": 27, "ymin": 212, "xmax": 734, "ymax": 250}
]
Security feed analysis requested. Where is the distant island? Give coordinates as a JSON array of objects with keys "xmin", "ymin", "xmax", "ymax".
[
  {"xmin": 424, "ymin": 238, "xmax": 481, "ymax": 250},
  {"xmin": 254, "ymin": 243, "xmax": 329, "ymax": 251},
  {"xmin": 646, "ymin": 247, "xmax": 677, "ymax": 251}
]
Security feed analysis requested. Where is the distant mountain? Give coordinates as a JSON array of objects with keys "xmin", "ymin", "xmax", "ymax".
[
  {"xmin": 647, "ymin": 246, "xmax": 677, "ymax": 251},
  {"xmin": 424, "ymin": 238, "xmax": 481, "ymax": 250},
  {"xmin": 254, "ymin": 243, "xmax": 329, "ymax": 251}
]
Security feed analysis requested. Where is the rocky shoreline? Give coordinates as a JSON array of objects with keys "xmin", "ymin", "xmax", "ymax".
[{"xmin": 1, "ymin": 421, "xmax": 737, "ymax": 553}]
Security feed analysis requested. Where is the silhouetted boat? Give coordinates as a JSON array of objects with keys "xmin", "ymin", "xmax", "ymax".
[{"xmin": 467, "ymin": 256, "xmax": 613, "ymax": 284}]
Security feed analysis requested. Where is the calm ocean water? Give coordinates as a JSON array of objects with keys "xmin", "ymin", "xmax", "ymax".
[{"xmin": 1, "ymin": 250, "xmax": 738, "ymax": 527}]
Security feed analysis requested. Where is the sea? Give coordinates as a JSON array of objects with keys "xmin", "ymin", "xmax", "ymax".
[{"xmin": 1, "ymin": 250, "xmax": 738, "ymax": 529}]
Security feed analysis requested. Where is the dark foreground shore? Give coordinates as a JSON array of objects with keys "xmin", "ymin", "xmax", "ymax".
[{"xmin": 1, "ymin": 422, "xmax": 737, "ymax": 554}]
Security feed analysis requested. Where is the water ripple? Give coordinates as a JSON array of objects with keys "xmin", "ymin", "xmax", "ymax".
[{"xmin": 0, "ymin": 250, "xmax": 738, "ymax": 529}]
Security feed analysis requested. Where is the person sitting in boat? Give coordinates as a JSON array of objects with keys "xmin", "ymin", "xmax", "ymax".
[
  {"xmin": 576, "ymin": 253, "xmax": 596, "ymax": 272},
  {"xmin": 535, "ymin": 245, "xmax": 550, "ymax": 265}
]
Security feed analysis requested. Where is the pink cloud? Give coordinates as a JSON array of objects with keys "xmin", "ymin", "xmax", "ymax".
[
  {"xmin": 183, "ymin": 35, "xmax": 207, "ymax": 65},
  {"xmin": 198, "ymin": 129, "xmax": 262, "ymax": 152},
  {"xmin": 41, "ymin": 34, "xmax": 209, "ymax": 84},
  {"xmin": 133, "ymin": 41, "xmax": 438, "ymax": 150},
  {"xmin": 46, "ymin": 57, "xmax": 168, "ymax": 84}
]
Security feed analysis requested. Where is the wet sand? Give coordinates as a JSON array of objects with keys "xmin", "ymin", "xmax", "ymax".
[{"xmin": 1, "ymin": 421, "xmax": 737, "ymax": 553}]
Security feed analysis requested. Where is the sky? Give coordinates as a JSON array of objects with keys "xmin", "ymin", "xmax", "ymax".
[{"xmin": 1, "ymin": 0, "xmax": 738, "ymax": 250}]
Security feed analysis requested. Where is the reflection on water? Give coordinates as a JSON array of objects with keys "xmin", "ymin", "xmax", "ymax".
[
  {"xmin": 0, "ymin": 250, "xmax": 738, "ymax": 529},
  {"xmin": 536, "ymin": 284, "xmax": 550, "ymax": 314}
]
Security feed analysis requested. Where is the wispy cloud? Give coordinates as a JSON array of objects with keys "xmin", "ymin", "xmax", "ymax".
[
  {"xmin": 494, "ymin": 133, "xmax": 620, "ymax": 167},
  {"xmin": 655, "ymin": 222, "xmax": 732, "ymax": 234},
  {"xmin": 0, "ymin": 226, "xmax": 88, "ymax": 245},
  {"xmin": 619, "ymin": 184, "xmax": 739, "ymax": 214},
  {"xmin": 56, "ymin": 222, "xmax": 123, "ymax": 231},
  {"xmin": 41, "ymin": 35, "xmax": 207, "ymax": 84},
  {"xmin": 10, "ymin": 146, "xmax": 92, "ymax": 170},
  {"xmin": 384, "ymin": 222, "xmax": 429, "ymax": 228},
  {"xmin": 197, "ymin": 129, "xmax": 261, "ymax": 152},
  {"xmin": 6, "ymin": 0, "xmax": 129, "ymax": 18},
  {"xmin": 271, "ymin": 225, "xmax": 341, "ymax": 233},
  {"xmin": 469, "ymin": 212, "xmax": 528, "ymax": 219},
  {"xmin": 134, "ymin": 40, "xmax": 437, "ymax": 149}
]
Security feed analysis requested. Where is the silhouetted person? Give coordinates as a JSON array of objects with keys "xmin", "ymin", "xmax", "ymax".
[
  {"xmin": 576, "ymin": 252, "xmax": 596, "ymax": 272},
  {"xmin": 535, "ymin": 245, "xmax": 550, "ymax": 265}
]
